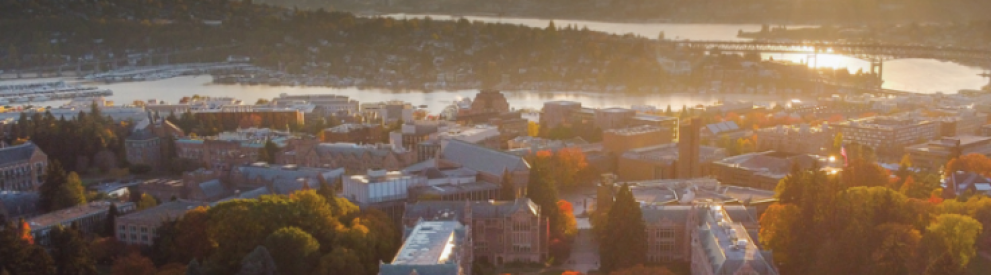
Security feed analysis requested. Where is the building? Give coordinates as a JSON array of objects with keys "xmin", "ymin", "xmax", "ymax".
[
  {"xmin": 829, "ymin": 116, "xmax": 940, "ymax": 156},
  {"xmin": 0, "ymin": 142, "xmax": 48, "ymax": 191},
  {"xmin": 379, "ymin": 220, "xmax": 471, "ymax": 275},
  {"xmin": 389, "ymin": 120, "xmax": 450, "ymax": 152},
  {"xmin": 363, "ymin": 100, "xmax": 414, "ymax": 123},
  {"xmin": 271, "ymin": 93, "xmax": 359, "ymax": 116},
  {"xmin": 175, "ymin": 128, "xmax": 294, "ymax": 176},
  {"xmin": 506, "ymin": 136, "xmax": 588, "ymax": 151},
  {"xmin": 115, "ymin": 200, "xmax": 209, "ymax": 246},
  {"xmin": 138, "ymin": 178, "xmax": 187, "ymax": 202},
  {"xmin": 344, "ymin": 169, "xmax": 422, "ymax": 205},
  {"xmin": 755, "ymin": 124, "xmax": 830, "ymax": 155},
  {"xmin": 908, "ymin": 136, "xmax": 991, "ymax": 172},
  {"xmin": 406, "ymin": 167, "xmax": 500, "ymax": 201},
  {"xmin": 435, "ymin": 124, "xmax": 502, "ymax": 150},
  {"xmin": 322, "ymin": 123, "xmax": 384, "ymax": 144},
  {"xmin": 710, "ymin": 151, "xmax": 830, "ymax": 190},
  {"xmin": 631, "ymin": 114, "xmax": 680, "ymax": 140},
  {"xmin": 942, "ymin": 171, "xmax": 991, "ymax": 198},
  {"xmin": 295, "ymin": 143, "xmax": 415, "ymax": 174},
  {"xmin": 700, "ymin": 121, "xmax": 748, "ymax": 145},
  {"xmin": 468, "ymin": 90, "xmax": 510, "ymax": 115},
  {"xmin": 618, "ymin": 143, "xmax": 726, "ymax": 181},
  {"xmin": 539, "ymin": 101, "xmax": 582, "ymax": 131},
  {"xmin": 229, "ymin": 163, "xmax": 345, "ymax": 194},
  {"xmin": 0, "ymin": 191, "xmax": 40, "ymax": 222},
  {"xmin": 603, "ymin": 125, "xmax": 673, "ymax": 154},
  {"xmin": 930, "ymin": 108, "xmax": 987, "ymax": 136},
  {"xmin": 440, "ymin": 140, "xmax": 530, "ymax": 198},
  {"xmin": 125, "ymin": 116, "xmax": 184, "ymax": 171},
  {"xmin": 678, "ymin": 118, "xmax": 703, "ymax": 179},
  {"xmin": 28, "ymin": 201, "xmax": 136, "ymax": 246},
  {"xmin": 403, "ymin": 198, "xmax": 548, "ymax": 265},
  {"xmin": 690, "ymin": 203, "xmax": 778, "ymax": 275},
  {"xmin": 191, "ymin": 106, "xmax": 304, "ymax": 128},
  {"xmin": 595, "ymin": 108, "xmax": 637, "ymax": 130}
]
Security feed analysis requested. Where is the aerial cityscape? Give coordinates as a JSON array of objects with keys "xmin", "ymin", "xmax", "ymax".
[{"xmin": 2, "ymin": 1, "xmax": 991, "ymax": 275}]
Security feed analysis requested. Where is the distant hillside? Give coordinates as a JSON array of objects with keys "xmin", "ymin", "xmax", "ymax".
[{"xmin": 252, "ymin": 0, "xmax": 991, "ymax": 24}]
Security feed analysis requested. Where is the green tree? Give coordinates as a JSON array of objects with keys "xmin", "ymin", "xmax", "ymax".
[
  {"xmin": 920, "ymin": 214, "xmax": 983, "ymax": 271},
  {"xmin": 600, "ymin": 184, "xmax": 646, "ymax": 273},
  {"xmin": 138, "ymin": 193, "xmax": 158, "ymax": 210},
  {"xmin": 49, "ymin": 225, "xmax": 97, "ymax": 275},
  {"xmin": 39, "ymin": 164, "xmax": 87, "ymax": 212},
  {"xmin": 312, "ymin": 247, "xmax": 364, "ymax": 275},
  {"xmin": 236, "ymin": 246, "xmax": 277, "ymax": 275},
  {"xmin": 263, "ymin": 227, "xmax": 319, "ymax": 275},
  {"xmin": 110, "ymin": 252, "xmax": 156, "ymax": 275}
]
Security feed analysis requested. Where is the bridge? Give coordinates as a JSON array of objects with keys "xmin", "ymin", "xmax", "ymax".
[
  {"xmin": 667, "ymin": 40, "xmax": 991, "ymax": 92},
  {"xmin": 666, "ymin": 40, "xmax": 991, "ymax": 62}
]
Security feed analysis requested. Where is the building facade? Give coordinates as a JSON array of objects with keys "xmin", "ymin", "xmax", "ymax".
[
  {"xmin": 678, "ymin": 118, "xmax": 703, "ymax": 179},
  {"xmin": 603, "ymin": 125, "xmax": 673, "ymax": 154},
  {"xmin": 379, "ymin": 220, "xmax": 471, "ymax": 275},
  {"xmin": 0, "ymin": 142, "xmax": 48, "ymax": 191},
  {"xmin": 403, "ymin": 198, "xmax": 549, "ymax": 265},
  {"xmin": 28, "ymin": 201, "xmax": 136, "ymax": 246},
  {"xmin": 115, "ymin": 200, "xmax": 209, "ymax": 246},
  {"xmin": 829, "ymin": 117, "xmax": 940, "ymax": 156},
  {"xmin": 755, "ymin": 124, "xmax": 830, "ymax": 155},
  {"xmin": 710, "ymin": 151, "xmax": 827, "ymax": 190},
  {"xmin": 907, "ymin": 136, "xmax": 991, "ymax": 172},
  {"xmin": 125, "ymin": 117, "xmax": 184, "ymax": 171}
]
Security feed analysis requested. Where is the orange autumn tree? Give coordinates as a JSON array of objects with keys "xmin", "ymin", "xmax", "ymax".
[
  {"xmin": 608, "ymin": 264, "xmax": 676, "ymax": 275},
  {"xmin": 19, "ymin": 218, "xmax": 33, "ymax": 244},
  {"xmin": 554, "ymin": 148, "xmax": 589, "ymax": 189},
  {"xmin": 944, "ymin": 153, "xmax": 991, "ymax": 178}
]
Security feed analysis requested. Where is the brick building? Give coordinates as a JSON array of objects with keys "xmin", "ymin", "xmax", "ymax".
[
  {"xmin": 125, "ymin": 117, "xmax": 184, "ymax": 171},
  {"xmin": 755, "ymin": 124, "xmax": 830, "ymax": 155},
  {"xmin": 829, "ymin": 116, "xmax": 940, "ymax": 156},
  {"xmin": 907, "ymin": 136, "xmax": 991, "ymax": 172},
  {"xmin": 403, "ymin": 198, "xmax": 549, "ymax": 265},
  {"xmin": 603, "ymin": 125, "xmax": 673, "ymax": 154},
  {"xmin": 115, "ymin": 200, "xmax": 208, "ymax": 246},
  {"xmin": 710, "ymin": 151, "xmax": 829, "ymax": 190},
  {"xmin": 0, "ymin": 142, "xmax": 48, "ymax": 191},
  {"xmin": 321, "ymin": 123, "xmax": 384, "ymax": 144},
  {"xmin": 28, "ymin": 201, "xmax": 136, "ymax": 246},
  {"xmin": 617, "ymin": 143, "xmax": 726, "ymax": 181}
]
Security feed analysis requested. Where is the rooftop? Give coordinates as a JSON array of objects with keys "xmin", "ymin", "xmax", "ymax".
[
  {"xmin": 0, "ymin": 142, "xmax": 42, "ymax": 166},
  {"xmin": 28, "ymin": 201, "xmax": 135, "ymax": 230},
  {"xmin": 116, "ymin": 200, "xmax": 209, "ymax": 224},
  {"xmin": 391, "ymin": 220, "xmax": 461, "ymax": 265},
  {"xmin": 441, "ymin": 139, "xmax": 530, "ymax": 176},
  {"xmin": 605, "ymin": 125, "xmax": 666, "ymax": 136}
]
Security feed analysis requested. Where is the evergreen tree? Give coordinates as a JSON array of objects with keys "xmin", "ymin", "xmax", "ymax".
[
  {"xmin": 0, "ymin": 220, "xmax": 54, "ymax": 275},
  {"xmin": 103, "ymin": 203, "xmax": 119, "ymax": 237},
  {"xmin": 38, "ymin": 161, "xmax": 83, "ymax": 212},
  {"xmin": 259, "ymin": 139, "xmax": 279, "ymax": 164},
  {"xmin": 664, "ymin": 105, "xmax": 673, "ymax": 116},
  {"xmin": 49, "ymin": 225, "xmax": 97, "ymax": 275},
  {"xmin": 186, "ymin": 259, "xmax": 202, "ymax": 275},
  {"xmin": 526, "ymin": 155, "xmax": 563, "ymax": 237},
  {"xmin": 499, "ymin": 169, "xmax": 517, "ymax": 200},
  {"xmin": 316, "ymin": 176, "xmax": 335, "ymax": 201},
  {"xmin": 236, "ymin": 246, "xmax": 277, "ymax": 275},
  {"xmin": 600, "ymin": 184, "xmax": 646, "ymax": 273}
]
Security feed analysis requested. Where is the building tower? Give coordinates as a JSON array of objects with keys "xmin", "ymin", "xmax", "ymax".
[{"xmin": 677, "ymin": 118, "xmax": 701, "ymax": 179}]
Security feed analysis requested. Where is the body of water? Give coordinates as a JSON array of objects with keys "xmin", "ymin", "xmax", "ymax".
[
  {"xmin": 386, "ymin": 13, "xmax": 989, "ymax": 93},
  {"xmin": 4, "ymin": 15, "xmax": 988, "ymax": 112},
  {"xmin": 32, "ymin": 76, "xmax": 798, "ymax": 115}
]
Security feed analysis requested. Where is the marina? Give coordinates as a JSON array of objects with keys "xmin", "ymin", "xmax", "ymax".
[{"xmin": 0, "ymin": 80, "xmax": 113, "ymax": 105}]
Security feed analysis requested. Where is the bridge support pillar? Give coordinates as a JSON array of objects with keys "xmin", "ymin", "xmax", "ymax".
[{"xmin": 870, "ymin": 59, "xmax": 884, "ymax": 90}]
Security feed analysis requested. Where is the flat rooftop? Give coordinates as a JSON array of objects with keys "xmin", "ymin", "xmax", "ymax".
[
  {"xmin": 28, "ymin": 201, "xmax": 133, "ymax": 230},
  {"xmin": 116, "ymin": 200, "xmax": 208, "ymax": 224},
  {"xmin": 391, "ymin": 221, "xmax": 460, "ymax": 265}
]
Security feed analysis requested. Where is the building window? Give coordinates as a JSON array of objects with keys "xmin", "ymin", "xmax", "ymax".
[{"xmin": 660, "ymin": 228, "xmax": 674, "ymax": 239}]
